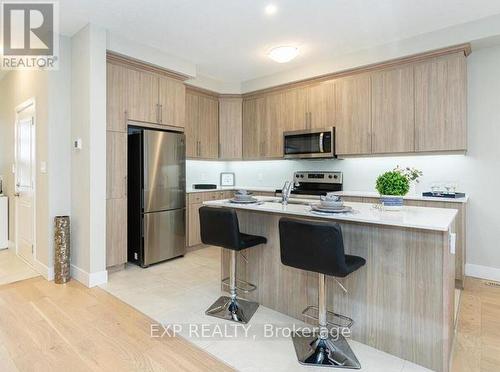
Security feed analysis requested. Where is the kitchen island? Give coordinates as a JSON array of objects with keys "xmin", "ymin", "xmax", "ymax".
[{"xmin": 203, "ymin": 197, "xmax": 458, "ymax": 372}]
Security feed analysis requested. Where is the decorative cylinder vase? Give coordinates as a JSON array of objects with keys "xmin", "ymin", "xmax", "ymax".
[
  {"xmin": 380, "ymin": 195, "xmax": 404, "ymax": 211},
  {"xmin": 54, "ymin": 216, "xmax": 71, "ymax": 284}
]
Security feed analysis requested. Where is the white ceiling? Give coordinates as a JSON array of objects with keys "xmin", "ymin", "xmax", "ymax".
[{"xmin": 59, "ymin": 0, "xmax": 500, "ymax": 83}]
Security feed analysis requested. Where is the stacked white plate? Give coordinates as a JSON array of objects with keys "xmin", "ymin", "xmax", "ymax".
[
  {"xmin": 230, "ymin": 191, "xmax": 258, "ymax": 204},
  {"xmin": 310, "ymin": 200, "xmax": 353, "ymax": 213}
]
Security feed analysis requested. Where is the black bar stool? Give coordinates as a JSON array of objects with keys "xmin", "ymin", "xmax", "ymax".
[
  {"xmin": 199, "ymin": 206, "xmax": 267, "ymax": 324},
  {"xmin": 279, "ymin": 217, "xmax": 366, "ymax": 369}
]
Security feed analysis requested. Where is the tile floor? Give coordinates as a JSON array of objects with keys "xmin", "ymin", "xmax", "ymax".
[
  {"xmin": 0, "ymin": 248, "xmax": 39, "ymax": 285},
  {"xmin": 101, "ymin": 246, "xmax": 431, "ymax": 372}
]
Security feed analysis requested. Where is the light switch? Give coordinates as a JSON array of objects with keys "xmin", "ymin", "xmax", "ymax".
[
  {"xmin": 40, "ymin": 161, "xmax": 47, "ymax": 174},
  {"xmin": 449, "ymin": 233, "xmax": 456, "ymax": 255},
  {"xmin": 74, "ymin": 138, "xmax": 83, "ymax": 150}
]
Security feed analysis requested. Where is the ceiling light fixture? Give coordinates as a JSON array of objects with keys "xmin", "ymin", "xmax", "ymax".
[
  {"xmin": 268, "ymin": 46, "xmax": 299, "ymax": 63},
  {"xmin": 265, "ymin": 4, "xmax": 278, "ymax": 15}
]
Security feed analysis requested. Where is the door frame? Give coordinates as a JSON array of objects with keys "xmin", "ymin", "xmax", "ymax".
[{"xmin": 14, "ymin": 98, "xmax": 37, "ymax": 265}]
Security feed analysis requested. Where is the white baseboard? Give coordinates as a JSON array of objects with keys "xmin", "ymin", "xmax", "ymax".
[
  {"xmin": 70, "ymin": 264, "xmax": 108, "ymax": 287},
  {"xmin": 465, "ymin": 263, "xmax": 500, "ymax": 282},
  {"xmin": 33, "ymin": 258, "xmax": 54, "ymax": 281}
]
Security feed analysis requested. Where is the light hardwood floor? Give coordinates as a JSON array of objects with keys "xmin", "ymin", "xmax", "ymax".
[
  {"xmin": 0, "ymin": 276, "xmax": 233, "ymax": 372},
  {"xmin": 0, "ymin": 257, "xmax": 499, "ymax": 372},
  {"xmin": 451, "ymin": 277, "xmax": 500, "ymax": 372}
]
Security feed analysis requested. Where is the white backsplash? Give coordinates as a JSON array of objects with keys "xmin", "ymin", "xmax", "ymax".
[{"xmin": 187, "ymin": 154, "xmax": 470, "ymax": 195}]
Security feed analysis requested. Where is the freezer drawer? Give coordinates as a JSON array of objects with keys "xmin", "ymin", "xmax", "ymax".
[{"xmin": 143, "ymin": 208, "xmax": 186, "ymax": 266}]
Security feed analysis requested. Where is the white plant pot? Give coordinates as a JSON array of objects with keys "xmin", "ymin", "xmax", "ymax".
[{"xmin": 380, "ymin": 195, "xmax": 404, "ymax": 211}]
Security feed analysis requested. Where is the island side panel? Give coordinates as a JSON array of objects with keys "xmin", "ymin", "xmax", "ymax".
[{"xmin": 221, "ymin": 210, "xmax": 453, "ymax": 372}]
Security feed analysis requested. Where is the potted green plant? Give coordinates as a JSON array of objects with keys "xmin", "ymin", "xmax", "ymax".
[{"xmin": 375, "ymin": 167, "xmax": 423, "ymax": 211}]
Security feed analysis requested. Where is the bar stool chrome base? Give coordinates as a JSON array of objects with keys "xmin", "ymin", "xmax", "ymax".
[
  {"xmin": 291, "ymin": 332, "xmax": 361, "ymax": 369},
  {"xmin": 205, "ymin": 296, "xmax": 259, "ymax": 324}
]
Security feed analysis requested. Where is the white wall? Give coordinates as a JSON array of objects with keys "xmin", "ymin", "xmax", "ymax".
[
  {"xmin": 106, "ymin": 33, "xmax": 196, "ymax": 78},
  {"xmin": 187, "ymin": 44, "xmax": 500, "ymax": 280},
  {"xmin": 47, "ymin": 36, "xmax": 72, "ymax": 276},
  {"xmin": 71, "ymin": 24, "xmax": 107, "ymax": 286},
  {"xmin": 0, "ymin": 37, "xmax": 72, "ymax": 279}
]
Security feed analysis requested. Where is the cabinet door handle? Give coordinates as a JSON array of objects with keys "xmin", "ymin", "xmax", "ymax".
[
  {"xmin": 156, "ymin": 104, "xmax": 160, "ymax": 123},
  {"xmin": 160, "ymin": 104, "xmax": 163, "ymax": 123}
]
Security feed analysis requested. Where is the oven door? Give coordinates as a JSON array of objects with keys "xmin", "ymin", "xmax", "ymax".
[{"xmin": 283, "ymin": 127, "xmax": 335, "ymax": 159}]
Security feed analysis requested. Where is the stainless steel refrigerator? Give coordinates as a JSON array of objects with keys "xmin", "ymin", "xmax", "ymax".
[{"xmin": 128, "ymin": 127, "xmax": 186, "ymax": 267}]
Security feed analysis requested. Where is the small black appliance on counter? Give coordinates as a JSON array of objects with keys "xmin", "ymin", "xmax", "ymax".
[
  {"xmin": 193, "ymin": 184, "xmax": 217, "ymax": 190},
  {"xmin": 422, "ymin": 192, "xmax": 466, "ymax": 199}
]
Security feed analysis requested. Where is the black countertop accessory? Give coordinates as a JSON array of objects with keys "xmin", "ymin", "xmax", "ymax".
[
  {"xmin": 422, "ymin": 192, "xmax": 466, "ymax": 199},
  {"xmin": 193, "ymin": 184, "xmax": 217, "ymax": 190}
]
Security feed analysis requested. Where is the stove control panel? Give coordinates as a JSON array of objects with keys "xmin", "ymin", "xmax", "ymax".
[{"xmin": 294, "ymin": 171, "xmax": 343, "ymax": 184}]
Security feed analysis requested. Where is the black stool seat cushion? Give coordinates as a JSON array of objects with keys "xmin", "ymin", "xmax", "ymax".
[
  {"xmin": 279, "ymin": 217, "xmax": 366, "ymax": 278},
  {"xmin": 345, "ymin": 254, "xmax": 367, "ymax": 274},
  {"xmin": 199, "ymin": 206, "xmax": 267, "ymax": 251},
  {"xmin": 239, "ymin": 233, "xmax": 267, "ymax": 250}
]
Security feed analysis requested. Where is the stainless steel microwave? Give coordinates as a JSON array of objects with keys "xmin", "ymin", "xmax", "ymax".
[{"xmin": 283, "ymin": 127, "xmax": 335, "ymax": 159}]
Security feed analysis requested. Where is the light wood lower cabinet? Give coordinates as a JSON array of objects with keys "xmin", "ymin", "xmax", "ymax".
[
  {"xmin": 415, "ymin": 53, "xmax": 467, "ymax": 152},
  {"xmin": 188, "ymin": 202, "xmax": 203, "ymax": 246},
  {"xmin": 344, "ymin": 195, "xmax": 467, "ymax": 288},
  {"xmin": 187, "ymin": 191, "xmax": 235, "ymax": 247},
  {"xmin": 106, "ymin": 198, "xmax": 127, "ymax": 268},
  {"xmin": 371, "ymin": 65, "xmax": 415, "ymax": 153}
]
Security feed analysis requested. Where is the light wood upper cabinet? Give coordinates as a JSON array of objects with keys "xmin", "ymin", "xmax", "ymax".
[
  {"xmin": 415, "ymin": 53, "xmax": 467, "ymax": 152},
  {"xmin": 219, "ymin": 98, "xmax": 243, "ymax": 160},
  {"xmin": 108, "ymin": 60, "xmax": 185, "ymax": 128},
  {"xmin": 281, "ymin": 88, "xmax": 308, "ymax": 132},
  {"xmin": 198, "ymin": 95, "xmax": 219, "ymax": 159},
  {"xmin": 185, "ymin": 91, "xmax": 199, "ymax": 158},
  {"xmin": 306, "ymin": 81, "xmax": 335, "ymax": 129},
  {"xmin": 185, "ymin": 90, "xmax": 219, "ymax": 159},
  {"xmin": 242, "ymin": 97, "xmax": 267, "ymax": 159},
  {"xmin": 371, "ymin": 65, "xmax": 415, "ymax": 154},
  {"xmin": 107, "ymin": 63, "xmax": 128, "ymax": 132},
  {"xmin": 265, "ymin": 92, "xmax": 285, "ymax": 158},
  {"xmin": 159, "ymin": 76, "xmax": 185, "ymax": 127},
  {"xmin": 335, "ymin": 74, "xmax": 372, "ymax": 155},
  {"xmin": 126, "ymin": 68, "xmax": 159, "ymax": 124}
]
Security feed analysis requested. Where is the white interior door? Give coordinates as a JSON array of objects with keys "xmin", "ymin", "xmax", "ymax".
[{"xmin": 15, "ymin": 102, "xmax": 36, "ymax": 265}]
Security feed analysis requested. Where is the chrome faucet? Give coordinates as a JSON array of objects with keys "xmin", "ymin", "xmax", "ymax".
[{"xmin": 281, "ymin": 180, "xmax": 294, "ymax": 205}]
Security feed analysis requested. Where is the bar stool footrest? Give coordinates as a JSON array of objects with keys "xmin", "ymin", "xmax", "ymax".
[
  {"xmin": 221, "ymin": 277, "xmax": 257, "ymax": 293},
  {"xmin": 301, "ymin": 305, "xmax": 354, "ymax": 329}
]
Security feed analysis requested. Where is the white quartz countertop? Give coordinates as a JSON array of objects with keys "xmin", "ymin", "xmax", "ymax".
[
  {"xmin": 187, "ymin": 187, "xmax": 468, "ymax": 203},
  {"xmin": 332, "ymin": 191, "xmax": 468, "ymax": 203},
  {"xmin": 186, "ymin": 186, "xmax": 277, "ymax": 194},
  {"xmin": 203, "ymin": 196, "xmax": 458, "ymax": 232}
]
